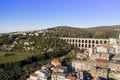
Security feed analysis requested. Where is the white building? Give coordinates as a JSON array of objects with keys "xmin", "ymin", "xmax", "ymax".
[
  {"xmin": 113, "ymin": 44, "xmax": 120, "ymax": 54},
  {"xmin": 76, "ymin": 72, "xmax": 84, "ymax": 80},
  {"xmin": 51, "ymin": 66, "xmax": 67, "ymax": 73},
  {"xmin": 51, "ymin": 72, "xmax": 66, "ymax": 80},
  {"xmin": 109, "ymin": 38, "xmax": 117, "ymax": 44},
  {"xmin": 28, "ymin": 69, "xmax": 51, "ymax": 80},
  {"xmin": 72, "ymin": 61, "xmax": 85, "ymax": 71},
  {"xmin": 29, "ymin": 72, "xmax": 40, "ymax": 80},
  {"xmin": 35, "ymin": 69, "xmax": 50, "ymax": 80},
  {"xmin": 97, "ymin": 46, "xmax": 109, "ymax": 53},
  {"xmin": 88, "ymin": 48, "xmax": 93, "ymax": 57}
]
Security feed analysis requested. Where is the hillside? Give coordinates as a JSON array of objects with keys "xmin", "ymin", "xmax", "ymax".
[
  {"xmin": 0, "ymin": 25, "xmax": 120, "ymax": 79},
  {"xmin": 0, "ymin": 34, "xmax": 75, "ymax": 80},
  {"xmin": 45, "ymin": 25, "xmax": 120, "ymax": 39}
]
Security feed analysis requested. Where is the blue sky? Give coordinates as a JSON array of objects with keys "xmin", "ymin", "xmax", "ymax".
[{"xmin": 0, "ymin": 0, "xmax": 120, "ymax": 33}]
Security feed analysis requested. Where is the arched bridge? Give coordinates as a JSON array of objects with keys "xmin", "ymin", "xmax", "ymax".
[{"xmin": 60, "ymin": 37, "xmax": 109, "ymax": 49}]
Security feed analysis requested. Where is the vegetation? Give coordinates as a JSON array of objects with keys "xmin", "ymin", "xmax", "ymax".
[
  {"xmin": 0, "ymin": 34, "xmax": 74, "ymax": 80},
  {"xmin": 46, "ymin": 25, "xmax": 120, "ymax": 38},
  {"xmin": 0, "ymin": 25, "xmax": 120, "ymax": 80},
  {"xmin": 0, "ymin": 52, "xmax": 39, "ymax": 63}
]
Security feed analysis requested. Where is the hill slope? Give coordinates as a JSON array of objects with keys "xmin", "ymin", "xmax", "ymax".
[{"xmin": 45, "ymin": 25, "xmax": 120, "ymax": 38}]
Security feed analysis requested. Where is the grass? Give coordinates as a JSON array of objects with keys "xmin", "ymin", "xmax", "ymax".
[{"xmin": 0, "ymin": 51, "xmax": 41, "ymax": 64}]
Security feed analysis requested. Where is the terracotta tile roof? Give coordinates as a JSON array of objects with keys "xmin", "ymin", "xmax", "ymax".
[
  {"xmin": 96, "ymin": 59, "xmax": 108, "ymax": 63},
  {"xmin": 66, "ymin": 76, "xmax": 76, "ymax": 80},
  {"xmin": 51, "ymin": 59, "xmax": 61, "ymax": 67},
  {"xmin": 102, "ymin": 44, "xmax": 112, "ymax": 48},
  {"xmin": 30, "ymin": 72, "xmax": 38, "ymax": 77},
  {"xmin": 51, "ymin": 59, "xmax": 59, "ymax": 63}
]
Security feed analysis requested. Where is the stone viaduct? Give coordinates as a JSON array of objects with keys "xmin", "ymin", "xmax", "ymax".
[{"xmin": 60, "ymin": 37, "xmax": 109, "ymax": 49}]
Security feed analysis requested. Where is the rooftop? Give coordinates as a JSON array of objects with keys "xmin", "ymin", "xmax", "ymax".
[
  {"xmin": 102, "ymin": 44, "xmax": 112, "ymax": 48},
  {"xmin": 52, "ymin": 72, "xmax": 66, "ymax": 76},
  {"xmin": 66, "ymin": 76, "xmax": 76, "ymax": 80},
  {"xmin": 110, "ymin": 60, "xmax": 120, "ymax": 64},
  {"xmin": 112, "ymin": 54, "xmax": 120, "ymax": 60},
  {"xmin": 30, "ymin": 72, "xmax": 38, "ymax": 77},
  {"xmin": 39, "ymin": 69, "xmax": 49, "ymax": 74},
  {"xmin": 51, "ymin": 59, "xmax": 61, "ymax": 67},
  {"xmin": 97, "ymin": 67, "xmax": 109, "ymax": 71},
  {"xmin": 96, "ymin": 59, "xmax": 108, "ymax": 63}
]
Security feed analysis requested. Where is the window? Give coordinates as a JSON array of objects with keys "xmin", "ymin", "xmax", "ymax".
[
  {"xmin": 82, "ymin": 40, "xmax": 84, "ymax": 43},
  {"xmin": 85, "ymin": 40, "xmax": 87, "ymax": 43},
  {"xmin": 79, "ymin": 44, "xmax": 81, "ymax": 47},
  {"xmin": 92, "ymin": 40, "xmax": 94, "ymax": 43},
  {"xmin": 96, "ymin": 40, "xmax": 98, "ymax": 44},
  {"xmin": 70, "ymin": 39, "xmax": 71, "ymax": 42},
  {"xmin": 104, "ymin": 41, "xmax": 107, "ymax": 43},
  {"xmin": 82, "ymin": 44, "xmax": 84, "ymax": 47},
  {"xmin": 89, "ymin": 40, "xmax": 91, "ymax": 43},
  {"xmin": 73, "ymin": 39, "xmax": 74, "ymax": 42},
  {"xmin": 76, "ymin": 39, "xmax": 77, "ymax": 42}
]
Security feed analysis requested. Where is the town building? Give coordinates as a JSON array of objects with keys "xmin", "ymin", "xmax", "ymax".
[
  {"xmin": 109, "ymin": 61, "xmax": 120, "ymax": 72},
  {"xmin": 66, "ymin": 76, "xmax": 76, "ymax": 80},
  {"xmin": 29, "ymin": 72, "xmax": 39, "ymax": 80},
  {"xmin": 90, "ymin": 67, "xmax": 109, "ymax": 80},
  {"xmin": 28, "ymin": 69, "xmax": 51, "ymax": 80},
  {"xmin": 72, "ymin": 61, "xmax": 85, "ymax": 71},
  {"xmin": 76, "ymin": 71, "xmax": 84, "ymax": 80},
  {"xmin": 27, "ymin": 34, "xmax": 120, "ymax": 80},
  {"xmin": 51, "ymin": 59, "xmax": 61, "ymax": 67},
  {"xmin": 51, "ymin": 72, "xmax": 66, "ymax": 80}
]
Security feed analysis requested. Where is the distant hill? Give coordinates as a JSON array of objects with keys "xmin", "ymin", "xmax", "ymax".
[
  {"xmin": 2, "ymin": 25, "xmax": 120, "ymax": 39},
  {"xmin": 45, "ymin": 25, "xmax": 120, "ymax": 39}
]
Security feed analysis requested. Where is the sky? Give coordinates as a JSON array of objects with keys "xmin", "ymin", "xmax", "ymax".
[{"xmin": 0, "ymin": 0, "xmax": 120, "ymax": 33}]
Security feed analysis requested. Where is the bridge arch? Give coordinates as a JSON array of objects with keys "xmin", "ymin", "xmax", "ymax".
[{"xmin": 60, "ymin": 37, "xmax": 109, "ymax": 49}]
